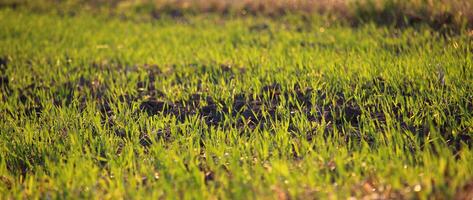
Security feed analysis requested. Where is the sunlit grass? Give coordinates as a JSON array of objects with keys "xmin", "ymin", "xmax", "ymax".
[{"xmin": 0, "ymin": 8, "xmax": 472, "ymax": 199}]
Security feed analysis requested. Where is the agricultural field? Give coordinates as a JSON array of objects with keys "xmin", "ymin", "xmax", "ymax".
[{"xmin": 0, "ymin": 0, "xmax": 473, "ymax": 199}]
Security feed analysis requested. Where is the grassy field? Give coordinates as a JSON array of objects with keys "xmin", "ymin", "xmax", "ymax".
[{"xmin": 1, "ymin": 2, "xmax": 473, "ymax": 199}]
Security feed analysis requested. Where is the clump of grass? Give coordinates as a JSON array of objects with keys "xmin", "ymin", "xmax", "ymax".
[{"xmin": 353, "ymin": 0, "xmax": 473, "ymax": 30}]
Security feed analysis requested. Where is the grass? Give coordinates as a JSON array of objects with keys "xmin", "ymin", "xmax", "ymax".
[
  {"xmin": 2, "ymin": 0, "xmax": 473, "ymax": 30},
  {"xmin": 0, "ymin": 5, "xmax": 473, "ymax": 199}
]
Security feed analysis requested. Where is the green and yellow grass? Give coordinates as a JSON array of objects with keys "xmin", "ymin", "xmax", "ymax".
[
  {"xmin": 2, "ymin": 0, "xmax": 473, "ymax": 29},
  {"xmin": 0, "ymin": 2, "xmax": 472, "ymax": 199}
]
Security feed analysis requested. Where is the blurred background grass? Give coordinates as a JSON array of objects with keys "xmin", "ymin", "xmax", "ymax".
[{"xmin": 1, "ymin": 0, "xmax": 472, "ymax": 30}]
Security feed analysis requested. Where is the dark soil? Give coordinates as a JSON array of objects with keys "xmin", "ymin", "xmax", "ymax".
[{"xmin": 4, "ymin": 62, "xmax": 470, "ymax": 151}]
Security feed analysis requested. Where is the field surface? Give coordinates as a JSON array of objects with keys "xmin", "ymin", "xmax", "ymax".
[{"xmin": 1, "ymin": 5, "xmax": 473, "ymax": 199}]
